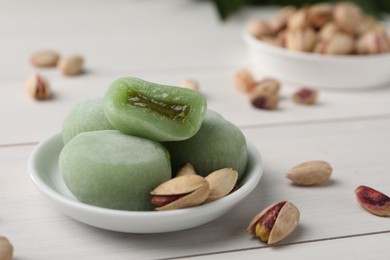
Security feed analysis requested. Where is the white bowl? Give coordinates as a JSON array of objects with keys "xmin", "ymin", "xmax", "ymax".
[
  {"xmin": 243, "ymin": 31, "xmax": 390, "ymax": 89},
  {"xmin": 28, "ymin": 133, "xmax": 263, "ymax": 233}
]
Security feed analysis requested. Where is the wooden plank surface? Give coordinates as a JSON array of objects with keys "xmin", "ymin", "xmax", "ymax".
[{"xmin": 1, "ymin": 117, "xmax": 390, "ymax": 259}]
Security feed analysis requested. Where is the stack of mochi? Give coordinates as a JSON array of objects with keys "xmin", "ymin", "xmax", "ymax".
[{"xmin": 60, "ymin": 77, "xmax": 248, "ymax": 211}]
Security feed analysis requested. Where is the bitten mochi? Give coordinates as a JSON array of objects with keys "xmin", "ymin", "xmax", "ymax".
[
  {"xmin": 164, "ymin": 110, "xmax": 248, "ymax": 180},
  {"xmin": 62, "ymin": 99, "xmax": 115, "ymax": 144},
  {"xmin": 59, "ymin": 130, "xmax": 171, "ymax": 211},
  {"xmin": 104, "ymin": 77, "xmax": 207, "ymax": 142}
]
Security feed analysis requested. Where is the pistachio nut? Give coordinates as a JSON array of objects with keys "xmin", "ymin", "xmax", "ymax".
[
  {"xmin": 286, "ymin": 28, "xmax": 317, "ymax": 52},
  {"xmin": 30, "ymin": 49, "xmax": 60, "ymax": 67},
  {"xmin": 286, "ymin": 160, "xmax": 332, "ymax": 186},
  {"xmin": 355, "ymin": 185, "xmax": 390, "ymax": 217},
  {"xmin": 254, "ymin": 78, "xmax": 281, "ymax": 94},
  {"xmin": 317, "ymin": 22, "xmax": 340, "ymax": 41},
  {"xmin": 334, "ymin": 2, "xmax": 363, "ymax": 36},
  {"xmin": 356, "ymin": 28, "xmax": 390, "ymax": 54},
  {"xmin": 0, "ymin": 236, "xmax": 13, "ymax": 260},
  {"xmin": 247, "ymin": 18, "xmax": 272, "ymax": 39},
  {"xmin": 179, "ymin": 78, "xmax": 200, "ymax": 91},
  {"xmin": 248, "ymin": 87, "xmax": 279, "ymax": 110},
  {"xmin": 176, "ymin": 163, "xmax": 197, "ymax": 177},
  {"xmin": 247, "ymin": 201, "xmax": 300, "ymax": 244},
  {"xmin": 205, "ymin": 168, "xmax": 238, "ymax": 202},
  {"xmin": 307, "ymin": 3, "xmax": 334, "ymax": 29},
  {"xmin": 322, "ymin": 33, "xmax": 355, "ymax": 55},
  {"xmin": 269, "ymin": 6, "xmax": 297, "ymax": 33},
  {"xmin": 234, "ymin": 69, "xmax": 255, "ymax": 93},
  {"xmin": 25, "ymin": 73, "xmax": 52, "ymax": 100},
  {"xmin": 58, "ymin": 55, "xmax": 84, "ymax": 76},
  {"xmin": 287, "ymin": 9, "xmax": 309, "ymax": 31},
  {"xmin": 150, "ymin": 175, "xmax": 209, "ymax": 210}
]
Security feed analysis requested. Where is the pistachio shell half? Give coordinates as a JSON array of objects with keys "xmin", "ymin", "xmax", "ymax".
[
  {"xmin": 205, "ymin": 168, "xmax": 238, "ymax": 202},
  {"xmin": 150, "ymin": 175, "xmax": 209, "ymax": 211}
]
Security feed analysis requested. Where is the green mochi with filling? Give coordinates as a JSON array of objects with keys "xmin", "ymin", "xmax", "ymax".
[
  {"xmin": 104, "ymin": 77, "xmax": 207, "ymax": 142},
  {"xmin": 164, "ymin": 110, "xmax": 248, "ymax": 180},
  {"xmin": 62, "ymin": 99, "xmax": 115, "ymax": 144},
  {"xmin": 59, "ymin": 130, "xmax": 172, "ymax": 211}
]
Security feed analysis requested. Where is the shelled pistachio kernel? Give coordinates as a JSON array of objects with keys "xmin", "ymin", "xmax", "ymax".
[
  {"xmin": 150, "ymin": 175, "xmax": 209, "ymax": 210},
  {"xmin": 25, "ymin": 74, "xmax": 51, "ymax": 100},
  {"xmin": 355, "ymin": 185, "xmax": 390, "ymax": 217},
  {"xmin": 247, "ymin": 201, "xmax": 300, "ymax": 244},
  {"xmin": 205, "ymin": 168, "xmax": 238, "ymax": 202},
  {"xmin": 0, "ymin": 236, "xmax": 13, "ymax": 260},
  {"xmin": 286, "ymin": 160, "xmax": 332, "ymax": 186},
  {"xmin": 180, "ymin": 78, "xmax": 200, "ymax": 91},
  {"xmin": 58, "ymin": 55, "xmax": 84, "ymax": 76},
  {"xmin": 30, "ymin": 49, "xmax": 60, "ymax": 67},
  {"xmin": 234, "ymin": 69, "xmax": 255, "ymax": 93},
  {"xmin": 292, "ymin": 87, "xmax": 318, "ymax": 105}
]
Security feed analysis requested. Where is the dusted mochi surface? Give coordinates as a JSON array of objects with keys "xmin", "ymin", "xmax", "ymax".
[
  {"xmin": 164, "ymin": 110, "xmax": 248, "ymax": 180},
  {"xmin": 104, "ymin": 77, "xmax": 207, "ymax": 142},
  {"xmin": 62, "ymin": 99, "xmax": 115, "ymax": 144},
  {"xmin": 59, "ymin": 130, "xmax": 172, "ymax": 211}
]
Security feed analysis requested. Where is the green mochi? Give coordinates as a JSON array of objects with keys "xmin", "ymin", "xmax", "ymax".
[
  {"xmin": 104, "ymin": 77, "xmax": 207, "ymax": 142},
  {"xmin": 59, "ymin": 130, "xmax": 172, "ymax": 211},
  {"xmin": 62, "ymin": 99, "xmax": 115, "ymax": 144},
  {"xmin": 164, "ymin": 110, "xmax": 248, "ymax": 180}
]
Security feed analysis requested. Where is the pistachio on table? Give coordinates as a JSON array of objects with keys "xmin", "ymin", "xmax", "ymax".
[
  {"xmin": 247, "ymin": 201, "xmax": 300, "ymax": 244},
  {"xmin": 355, "ymin": 185, "xmax": 390, "ymax": 217},
  {"xmin": 248, "ymin": 86, "xmax": 279, "ymax": 110},
  {"xmin": 25, "ymin": 73, "xmax": 52, "ymax": 100},
  {"xmin": 179, "ymin": 78, "xmax": 200, "ymax": 91},
  {"xmin": 292, "ymin": 88, "xmax": 318, "ymax": 105},
  {"xmin": 286, "ymin": 160, "xmax": 332, "ymax": 185},
  {"xmin": 234, "ymin": 69, "xmax": 255, "ymax": 93},
  {"xmin": 30, "ymin": 49, "xmax": 60, "ymax": 67},
  {"xmin": 58, "ymin": 55, "xmax": 84, "ymax": 76},
  {"xmin": 0, "ymin": 236, "xmax": 13, "ymax": 260}
]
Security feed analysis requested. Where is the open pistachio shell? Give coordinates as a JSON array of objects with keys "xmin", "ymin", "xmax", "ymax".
[
  {"xmin": 150, "ymin": 175, "xmax": 210, "ymax": 211},
  {"xmin": 247, "ymin": 201, "xmax": 300, "ymax": 244},
  {"xmin": 176, "ymin": 163, "xmax": 197, "ymax": 177},
  {"xmin": 205, "ymin": 168, "xmax": 238, "ymax": 202}
]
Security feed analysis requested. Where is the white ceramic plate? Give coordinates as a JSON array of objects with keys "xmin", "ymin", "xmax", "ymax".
[
  {"xmin": 243, "ymin": 30, "xmax": 390, "ymax": 89},
  {"xmin": 28, "ymin": 133, "xmax": 263, "ymax": 233}
]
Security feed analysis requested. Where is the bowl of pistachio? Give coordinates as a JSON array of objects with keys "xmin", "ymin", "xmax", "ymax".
[{"xmin": 244, "ymin": 2, "xmax": 390, "ymax": 89}]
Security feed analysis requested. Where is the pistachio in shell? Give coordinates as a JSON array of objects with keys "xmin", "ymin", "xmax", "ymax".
[
  {"xmin": 205, "ymin": 168, "xmax": 238, "ymax": 202},
  {"xmin": 247, "ymin": 201, "xmax": 300, "ymax": 244},
  {"xmin": 176, "ymin": 163, "xmax": 197, "ymax": 177},
  {"xmin": 150, "ymin": 175, "xmax": 209, "ymax": 210}
]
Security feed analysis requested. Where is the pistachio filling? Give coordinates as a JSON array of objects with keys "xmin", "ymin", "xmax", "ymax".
[{"xmin": 127, "ymin": 91, "xmax": 190, "ymax": 122}]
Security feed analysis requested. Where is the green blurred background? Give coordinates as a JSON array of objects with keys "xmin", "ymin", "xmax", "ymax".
[{"xmin": 210, "ymin": 0, "xmax": 390, "ymax": 20}]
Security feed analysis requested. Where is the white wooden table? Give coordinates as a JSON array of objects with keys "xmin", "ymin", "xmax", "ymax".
[{"xmin": 1, "ymin": 1, "xmax": 390, "ymax": 259}]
